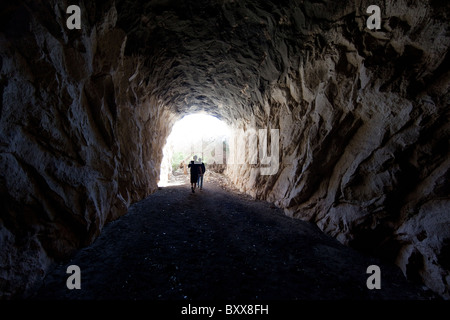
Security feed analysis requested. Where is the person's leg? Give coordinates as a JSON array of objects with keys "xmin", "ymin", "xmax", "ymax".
[
  {"xmin": 192, "ymin": 176, "xmax": 197, "ymax": 192},
  {"xmin": 199, "ymin": 174, "xmax": 203, "ymax": 189},
  {"xmin": 190, "ymin": 175, "xmax": 195, "ymax": 193}
]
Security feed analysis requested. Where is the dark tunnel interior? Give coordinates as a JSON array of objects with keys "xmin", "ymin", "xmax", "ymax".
[{"xmin": 0, "ymin": 0, "xmax": 449, "ymax": 302}]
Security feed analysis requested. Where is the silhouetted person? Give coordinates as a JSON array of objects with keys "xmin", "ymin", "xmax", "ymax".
[
  {"xmin": 188, "ymin": 157, "xmax": 200, "ymax": 193},
  {"xmin": 197, "ymin": 158, "xmax": 206, "ymax": 190}
]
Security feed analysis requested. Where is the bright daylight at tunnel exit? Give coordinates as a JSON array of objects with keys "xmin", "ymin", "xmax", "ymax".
[
  {"xmin": 0, "ymin": 0, "xmax": 449, "ymax": 311},
  {"xmin": 159, "ymin": 113, "xmax": 231, "ymax": 187}
]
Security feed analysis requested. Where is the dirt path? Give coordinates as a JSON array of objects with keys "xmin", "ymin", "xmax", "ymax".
[{"xmin": 31, "ymin": 172, "xmax": 435, "ymax": 301}]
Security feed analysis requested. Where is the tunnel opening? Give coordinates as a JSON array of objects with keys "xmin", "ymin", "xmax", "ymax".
[{"xmin": 158, "ymin": 113, "xmax": 231, "ymax": 187}]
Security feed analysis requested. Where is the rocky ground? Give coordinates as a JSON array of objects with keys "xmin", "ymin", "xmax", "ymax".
[{"xmin": 29, "ymin": 171, "xmax": 437, "ymax": 302}]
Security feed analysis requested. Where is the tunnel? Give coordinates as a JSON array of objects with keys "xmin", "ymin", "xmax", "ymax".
[{"xmin": 0, "ymin": 0, "xmax": 449, "ymax": 300}]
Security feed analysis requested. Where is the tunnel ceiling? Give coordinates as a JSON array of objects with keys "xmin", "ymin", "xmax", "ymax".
[
  {"xmin": 110, "ymin": 0, "xmax": 449, "ymax": 126},
  {"xmin": 117, "ymin": 0, "xmax": 285, "ymax": 121},
  {"xmin": 0, "ymin": 0, "xmax": 449, "ymax": 299},
  {"xmin": 112, "ymin": 0, "xmax": 365, "ymax": 124}
]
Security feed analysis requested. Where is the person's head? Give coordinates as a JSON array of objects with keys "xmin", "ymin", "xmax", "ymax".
[
  {"xmin": 193, "ymin": 155, "xmax": 197, "ymax": 160},
  {"xmin": 198, "ymin": 158, "xmax": 202, "ymax": 162}
]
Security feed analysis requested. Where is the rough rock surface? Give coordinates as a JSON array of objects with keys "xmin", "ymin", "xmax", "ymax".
[{"xmin": 0, "ymin": 0, "xmax": 449, "ymax": 299}]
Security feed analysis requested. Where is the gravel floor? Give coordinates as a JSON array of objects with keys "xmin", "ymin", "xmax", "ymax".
[{"xmin": 31, "ymin": 172, "xmax": 436, "ymax": 301}]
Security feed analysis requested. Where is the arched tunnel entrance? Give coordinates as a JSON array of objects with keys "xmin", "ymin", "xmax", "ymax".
[
  {"xmin": 0, "ymin": 0, "xmax": 449, "ymax": 301},
  {"xmin": 158, "ymin": 113, "xmax": 230, "ymax": 187}
]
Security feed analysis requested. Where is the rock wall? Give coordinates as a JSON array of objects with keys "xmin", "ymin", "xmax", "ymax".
[
  {"xmin": 0, "ymin": 0, "xmax": 172, "ymax": 298},
  {"xmin": 223, "ymin": 0, "xmax": 450, "ymax": 298},
  {"xmin": 0, "ymin": 0, "xmax": 448, "ymax": 299}
]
